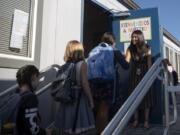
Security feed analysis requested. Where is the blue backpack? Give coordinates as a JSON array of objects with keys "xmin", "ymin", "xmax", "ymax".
[{"xmin": 87, "ymin": 43, "xmax": 115, "ymax": 80}]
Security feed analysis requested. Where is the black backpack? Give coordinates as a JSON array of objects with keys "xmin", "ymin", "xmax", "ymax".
[{"xmin": 51, "ymin": 62, "xmax": 81, "ymax": 104}]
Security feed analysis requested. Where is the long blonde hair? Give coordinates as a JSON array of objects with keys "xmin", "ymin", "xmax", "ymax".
[{"xmin": 64, "ymin": 40, "xmax": 85, "ymax": 62}]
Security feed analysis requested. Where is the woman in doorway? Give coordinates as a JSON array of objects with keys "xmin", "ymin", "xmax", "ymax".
[{"xmin": 126, "ymin": 30, "xmax": 154, "ymax": 128}]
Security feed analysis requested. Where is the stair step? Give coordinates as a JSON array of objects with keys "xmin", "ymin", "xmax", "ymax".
[{"xmin": 122, "ymin": 124, "xmax": 164, "ymax": 135}]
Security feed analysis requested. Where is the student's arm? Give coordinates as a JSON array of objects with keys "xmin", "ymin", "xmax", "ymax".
[
  {"xmin": 23, "ymin": 96, "xmax": 46, "ymax": 135},
  {"xmin": 114, "ymin": 50, "xmax": 129, "ymax": 69},
  {"xmin": 125, "ymin": 48, "xmax": 131, "ymax": 63},
  {"xmin": 172, "ymin": 70, "xmax": 178, "ymax": 86},
  {"xmin": 147, "ymin": 48, "xmax": 152, "ymax": 69},
  {"xmin": 81, "ymin": 62, "xmax": 94, "ymax": 109}
]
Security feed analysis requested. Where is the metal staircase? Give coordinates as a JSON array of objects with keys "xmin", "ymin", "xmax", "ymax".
[{"xmin": 102, "ymin": 57, "xmax": 180, "ymax": 135}]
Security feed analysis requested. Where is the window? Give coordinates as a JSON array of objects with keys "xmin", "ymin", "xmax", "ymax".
[
  {"xmin": 165, "ymin": 47, "xmax": 169, "ymax": 60},
  {"xmin": 0, "ymin": 0, "xmax": 31, "ymax": 57},
  {"xmin": 175, "ymin": 53, "xmax": 178, "ymax": 72},
  {"xmin": 169, "ymin": 49, "xmax": 173, "ymax": 65},
  {"xmin": 0, "ymin": 0, "xmax": 42, "ymax": 68}
]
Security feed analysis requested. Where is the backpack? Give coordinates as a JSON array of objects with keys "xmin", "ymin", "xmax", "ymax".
[
  {"xmin": 87, "ymin": 43, "xmax": 115, "ymax": 80},
  {"xmin": 51, "ymin": 62, "xmax": 82, "ymax": 104}
]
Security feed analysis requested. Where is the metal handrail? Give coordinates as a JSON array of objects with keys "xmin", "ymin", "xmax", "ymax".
[
  {"xmin": 113, "ymin": 66, "xmax": 162, "ymax": 134},
  {"xmin": 0, "ymin": 84, "xmax": 18, "ymax": 98},
  {"xmin": 102, "ymin": 57, "xmax": 164, "ymax": 135},
  {"xmin": 163, "ymin": 82, "xmax": 180, "ymax": 135},
  {"xmin": 35, "ymin": 82, "xmax": 53, "ymax": 95},
  {"xmin": 102, "ymin": 56, "xmax": 180, "ymax": 135},
  {"xmin": 0, "ymin": 64, "xmax": 60, "ymax": 98},
  {"xmin": 169, "ymin": 92, "xmax": 177, "ymax": 126}
]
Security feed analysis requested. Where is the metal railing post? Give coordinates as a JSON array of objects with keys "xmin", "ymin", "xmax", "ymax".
[
  {"xmin": 169, "ymin": 92, "xmax": 177, "ymax": 125},
  {"xmin": 164, "ymin": 70, "xmax": 170, "ymax": 135}
]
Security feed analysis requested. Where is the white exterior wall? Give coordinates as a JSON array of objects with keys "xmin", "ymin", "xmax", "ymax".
[
  {"xmin": 163, "ymin": 36, "xmax": 180, "ymax": 66},
  {"xmin": 163, "ymin": 37, "xmax": 180, "ymax": 53},
  {"xmin": 54, "ymin": 0, "xmax": 84, "ymax": 66},
  {"xmin": 40, "ymin": 0, "xmax": 84, "ymax": 70},
  {"xmin": 0, "ymin": 68, "xmax": 17, "ymax": 80},
  {"xmin": 163, "ymin": 36, "xmax": 180, "ymax": 80},
  {"xmin": 39, "ymin": 0, "xmax": 57, "ymax": 70}
]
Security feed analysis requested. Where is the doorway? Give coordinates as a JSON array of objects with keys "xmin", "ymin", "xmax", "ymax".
[{"xmin": 83, "ymin": 0, "xmax": 112, "ymax": 57}]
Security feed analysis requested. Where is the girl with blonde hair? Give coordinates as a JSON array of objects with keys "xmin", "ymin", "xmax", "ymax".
[{"xmin": 54, "ymin": 40, "xmax": 95, "ymax": 134}]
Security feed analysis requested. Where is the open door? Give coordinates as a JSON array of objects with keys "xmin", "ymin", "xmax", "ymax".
[{"xmin": 83, "ymin": 0, "xmax": 112, "ymax": 57}]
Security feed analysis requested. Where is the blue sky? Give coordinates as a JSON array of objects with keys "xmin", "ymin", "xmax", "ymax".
[{"xmin": 134, "ymin": 0, "xmax": 180, "ymax": 40}]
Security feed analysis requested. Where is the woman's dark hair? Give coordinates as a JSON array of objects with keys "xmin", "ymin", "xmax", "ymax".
[
  {"xmin": 163, "ymin": 58, "xmax": 171, "ymax": 65},
  {"xmin": 101, "ymin": 32, "xmax": 116, "ymax": 45},
  {"xmin": 16, "ymin": 65, "xmax": 39, "ymax": 89},
  {"xmin": 163, "ymin": 58, "xmax": 172, "ymax": 67},
  {"xmin": 129, "ymin": 30, "xmax": 149, "ymax": 55},
  {"xmin": 130, "ymin": 30, "xmax": 145, "ymax": 46}
]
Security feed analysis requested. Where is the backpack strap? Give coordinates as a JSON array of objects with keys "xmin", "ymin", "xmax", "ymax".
[
  {"xmin": 75, "ymin": 61, "xmax": 84, "ymax": 86},
  {"xmin": 99, "ymin": 42, "xmax": 110, "ymax": 47},
  {"xmin": 72, "ymin": 61, "xmax": 83, "ymax": 132}
]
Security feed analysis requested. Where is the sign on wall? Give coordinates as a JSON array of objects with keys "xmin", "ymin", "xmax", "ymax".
[
  {"xmin": 10, "ymin": 9, "xmax": 29, "ymax": 49},
  {"xmin": 120, "ymin": 17, "xmax": 152, "ymax": 42}
]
